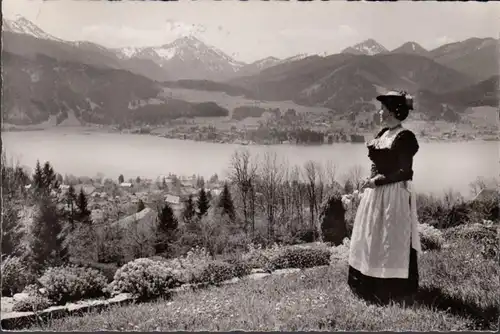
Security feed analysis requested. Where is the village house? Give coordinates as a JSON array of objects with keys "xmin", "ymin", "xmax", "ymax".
[{"xmin": 165, "ymin": 194, "xmax": 180, "ymax": 204}]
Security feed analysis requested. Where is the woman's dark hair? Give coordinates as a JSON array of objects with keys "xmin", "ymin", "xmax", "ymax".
[{"xmin": 376, "ymin": 91, "xmax": 414, "ymax": 121}]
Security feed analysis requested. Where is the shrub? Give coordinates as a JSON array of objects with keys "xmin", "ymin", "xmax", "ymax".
[
  {"xmin": 1, "ymin": 256, "xmax": 34, "ymax": 296},
  {"xmin": 38, "ymin": 265, "xmax": 108, "ymax": 304},
  {"xmin": 223, "ymin": 257, "xmax": 253, "ymax": 278},
  {"xmin": 319, "ymin": 192, "xmax": 347, "ymax": 245},
  {"xmin": 242, "ymin": 243, "xmax": 283, "ymax": 270},
  {"xmin": 69, "ymin": 259, "xmax": 118, "ymax": 283},
  {"xmin": 108, "ymin": 258, "xmax": 181, "ymax": 300},
  {"xmin": 445, "ymin": 223, "xmax": 499, "ymax": 260},
  {"xmin": 191, "ymin": 260, "xmax": 237, "ymax": 285},
  {"xmin": 416, "ymin": 193, "xmax": 471, "ymax": 229},
  {"xmin": 264, "ymin": 247, "xmax": 330, "ymax": 271},
  {"xmin": 12, "ymin": 291, "xmax": 53, "ymax": 312},
  {"xmin": 469, "ymin": 197, "xmax": 499, "ymax": 224},
  {"xmin": 162, "ymin": 246, "xmax": 213, "ymax": 283},
  {"xmin": 418, "ymin": 223, "xmax": 445, "ymax": 251}
]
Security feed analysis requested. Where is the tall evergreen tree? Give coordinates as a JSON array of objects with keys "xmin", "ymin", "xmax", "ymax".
[
  {"xmin": 182, "ymin": 195, "xmax": 196, "ymax": 224},
  {"xmin": 66, "ymin": 185, "xmax": 77, "ymax": 228},
  {"xmin": 32, "ymin": 160, "xmax": 44, "ymax": 192},
  {"xmin": 29, "ymin": 196, "xmax": 67, "ymax": 272},
  {"xmin": 218, "ymin": 183, "xmax": 235, "ymax": 221},
  {"xmin": 42, "ymin": 161, "xmax": 56, "ymax": 190},
  {"xmin": 2, "ymin": 203, "xmax": 23, "ymax": 256},
  {"xmin": 76, "ymin": 188, "xmax": 92, "ymax": 224},
  {"xmin": 197, "ymin": 188, "xmax": 210, "ymax": 218},
  {"xmin": 118, "ymin": 174, "xmax": 125, "ymax": 184},
  {"xmin": 156, "ymin": 203, "xmax": 178, "ymax": 254}
]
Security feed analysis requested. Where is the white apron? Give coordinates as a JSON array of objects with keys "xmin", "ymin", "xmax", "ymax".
[{"xmin": 348, "ymin": 127, "xmax": 422, "ymax": 279}]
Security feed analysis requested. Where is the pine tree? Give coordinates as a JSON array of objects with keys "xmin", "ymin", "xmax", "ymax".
[
  {"xmin": 197, "ymin": 188, "xmax": 210, "ymax": 218},
  {"xmin": 76, "ymin": 188, "xmax": 92, "ymax": 225},
  {"xmin": 32, "ymin": 160, "xmax": 44, "ymax": 192},
  {"xmin": 42, "ymin": 161, "xmax": 56, "ymax": 190},
  {"xmin": 156, "ymin": 203, "xmax": 178, "ymax": 254},
  {"xmin": 182, "ymin": 195, "xmax": 196, "ymax": 224},
  {"xmin": 1, "ymin": 202, "xmax": 23, "ymax": 256},
  {"xmin": 66, "ymin": 185, "xmax": 77, "ymax": 228},
  {"xmin": 218, "ymin": 183, "xmax": 235, "ymax": 221},
  {"xmin": 118, "ymin": 174, "xmax": 125, "ymax": 184},
  {"xmin": 29, "ymin": 196, "xmax": 67, "ymax": 272},
  {"xmin": 137, "ymin": 199, "xmax": 146, "ymax": 212}
]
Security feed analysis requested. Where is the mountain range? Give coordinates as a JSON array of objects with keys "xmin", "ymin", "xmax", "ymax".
[{"xmin": 2, "ymin": 16, "xmax": 498, "ymax": 126}]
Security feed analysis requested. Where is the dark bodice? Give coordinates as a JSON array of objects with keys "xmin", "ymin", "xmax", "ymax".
[{"xmin": 367, "ymin": 127, "xmax": 419, "ymax": 186}]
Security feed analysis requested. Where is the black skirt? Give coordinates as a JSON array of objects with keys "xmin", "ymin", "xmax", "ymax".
[{"xmin": 348, "ymin": 247, "xmax": 419, "ymax": 305}]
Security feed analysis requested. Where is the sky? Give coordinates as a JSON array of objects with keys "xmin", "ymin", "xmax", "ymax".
[{"xmin": 3, "ymin": 0, "xmax": 499, "ymax": 63}]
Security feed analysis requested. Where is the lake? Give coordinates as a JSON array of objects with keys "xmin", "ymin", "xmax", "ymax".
[{"xmin": 2, "ymin": 130, "xmax": 498, "ymax": 198}]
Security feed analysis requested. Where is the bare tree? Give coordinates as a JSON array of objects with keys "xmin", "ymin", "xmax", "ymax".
[
  {"xmin": 290, "ymin": 165, "xmax": 305, "ymax": 233},
  {"xmin": 229, "ymin": 149, "xmax": 258, "ymax": 235},
  {"xmin": 469, "ymin": 176, "xmax": 499, "ymax": 197},
  {"xmin": 303, "ymin": 161, "xmax": 317, "ymax": 237},
  {"xmin": 344, "ymin": 164, "xmax": 365, "ymax": 192},
  {"xmin": 122, "ymin": 214, "xmax": 156, "ymax": 260},
  {"xmin": 258, "ymin": 151, "xmax": 284, "ymax": 242},
  {"xmin": 325, "ymin": 160, "xmax": 338, "ymax": 190},
  {"xmin": 272, "ymin": 159, "xmax": 296, "ymax": 240},
  {"xmin": 303, "ymin": 161, "xmax": 326, "ymax": 241}
]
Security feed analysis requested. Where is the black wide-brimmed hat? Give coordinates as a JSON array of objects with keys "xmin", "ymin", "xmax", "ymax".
[{"xmin": 376, "ymin": 90, "xmax": 414, "ymax": 111}]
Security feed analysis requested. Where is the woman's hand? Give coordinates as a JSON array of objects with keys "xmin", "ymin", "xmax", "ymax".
[
  {"xmin": 361, "ymin": 175, "xmax": 384, "ymax": 189},
  {"xmin": 361, "ymin": 178, "xmax": 376, "ymax": 189}
]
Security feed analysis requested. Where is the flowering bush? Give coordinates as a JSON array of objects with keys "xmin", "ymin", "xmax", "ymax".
[
  {"xmin": 191, "ymin": 260, "xmax": 238, "ymax": 285},
  {"xmin": 223, "ymin": 257, "xmax": 253, "ymax": 278},
  {"xmin": 12, "ymin": 285, "xmax": 53, "ymax": 312},
  {"xmin": 418, "ymin": 223, "xmax": 445, "ymax": 251},
  {"xmin": 330, "ymin": 238, "xmax": 351, "ymax": 265},
  {"xmin": 445, "ymin": 223, "xmax": 499, "ymax": 260},
  {"xmin": 1, "ymin": 256, "xmax": 34, "ymax": 296},
  {"xmin": 242, "ymin": 243, "xmax": 283, "ymax": 270},
  {"xmin": 108, "ymin": 258, "xmax": 181, "ymax": 300},
  {"xmin": 162, "ymin": 246, "xmax": 213, "ymax": 283},
  {"xmin": 264, "ymin": 247, "xmax": 330, "ymax": 271},
  {"xmin": 38, "ymin": 265, "xmax": 108, "ymax": 304}
]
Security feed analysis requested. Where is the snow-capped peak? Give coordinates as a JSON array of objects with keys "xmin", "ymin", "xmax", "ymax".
[
  {"xmin": 255, "ymin": 56, "xmax": 281, "ymax": 66},
  {"xmin": 2, "ymin": 15, "xmax": 60, "ymax": 41},
  {"xmin": 283, "ymin": 53, "xmax": 310, "ymax": 63},
  {"xmin": 391, "ymin": 41, "xmax": 429, "ymax": 56},
  {"xmin": 113, "ymin": 35, "xmax": 246, "ymax": 79},
  {"xmin": 342, "ymin": 39, "xmax": 388, "ymax": 56}
]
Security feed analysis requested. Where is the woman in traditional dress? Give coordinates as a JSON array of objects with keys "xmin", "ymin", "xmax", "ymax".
[{"xmin": 348, "ymin": 90, "xmax": 422, "ymax": 305}]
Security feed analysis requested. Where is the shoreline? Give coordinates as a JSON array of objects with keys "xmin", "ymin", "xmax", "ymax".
[{"xmin": 3, "ymin": 125, "xmax": 498, "ymax": 145}]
